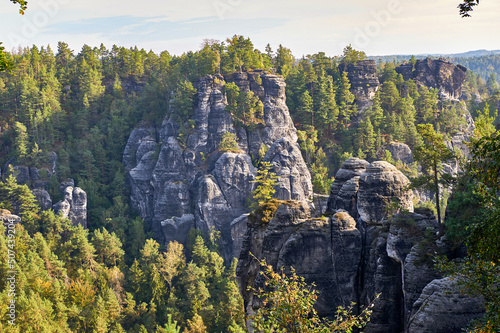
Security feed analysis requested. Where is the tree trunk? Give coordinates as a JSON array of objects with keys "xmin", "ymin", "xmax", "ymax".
[{"xmin": 434, "ymin": 161, "xmax": 441, "ymax": 225}]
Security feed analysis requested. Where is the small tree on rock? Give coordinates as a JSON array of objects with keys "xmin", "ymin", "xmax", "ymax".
[{"xmin": 250, "ymin": 161, "xmax": 278, "ymax": 210}]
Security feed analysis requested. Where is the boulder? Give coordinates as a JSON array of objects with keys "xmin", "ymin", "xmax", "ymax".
[
  {"xmin": 379, "ymin": 142, "xmax": 414, "ymax": 164},
  {"xmin": 32, "ymin": 188, "xmax": 52, "ymax": 211},
  {"xmin": 326, "ymin": 157, "xmax": 369, "ymax": 213},
  {"xmin": 357, "ymin": 161, "xmax": 414, "ymax": 225},
  {"xmin": 408, "ymin": 277, "xmax": 485, "ymax": 333}
]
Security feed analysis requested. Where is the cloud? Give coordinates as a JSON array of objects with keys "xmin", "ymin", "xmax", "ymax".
[
  {"xmin": 42, "ymin": 15, "xmax": 286, "ymax": 51},
  {"xmin": 1, "ymin": 0, "xmax": 499, "ymax": 56}
]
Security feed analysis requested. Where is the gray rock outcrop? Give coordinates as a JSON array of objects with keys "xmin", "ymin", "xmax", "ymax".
[
  {"xmin": 237, "ymin": 159, "xmax": 480, "ymax": 332},
  {"xmin": 395, "ymin": 58, "xmax": 467, "ymax": 100},
  {"xmin": 33, "ymin": 188, "xmax": 53, "ymax": 211},
  {"xmin": 408, "ymin": 277, "xmax": 485, "ymax": 333},
  {"xmin": 53, "ymin": 183, "xmax": 87, "ymax": 228},
  {"xmin": 357, "ymin": 161, "xmax": 414, "ymax": 225},
  {"xmin": 124, "ymin": 72, "xmax": 312, "ymax": 260},
  {"xmin": 379, "ymin": 142, "xmax": 414, "ymax": 164},
  {"xmin": 340, "ymin": 60, "xmax": 380, "ymax": 113},
  {"xmin": 326, "ymin": 157, "xmax": 369, "ymax": 215}
]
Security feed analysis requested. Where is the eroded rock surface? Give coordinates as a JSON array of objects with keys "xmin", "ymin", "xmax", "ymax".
[
  {"xmin": 124, "ymin": 73, "xmax": 312, "ymax": 260},
  {"xmin": 379, "ymin": 142, "xmax": 414, "ymax": 164},
  {"xmin": 408, "ymin": 277, "xmax": 485, "ymax": 333},
  {"xmin": 340, "ymin": 60, "xmax": 380, "ymax": 113},
  {"xmin": 53, "ymin": 183, "xmax": 87, "ymax": 228},
  {"xmin": 236, "ymin": 160, "xmax": 475, "ymax": 332},
  {"xmin": 326, "ymin": 157, "xmax": 369, "ymax": 214},
  {"xmin": 357, "ymin": 161, "xmax": 414, "ymax": 225},
  {"xmin": 396, "ymin": 58, "xmax": 467, "ymax": 100}
]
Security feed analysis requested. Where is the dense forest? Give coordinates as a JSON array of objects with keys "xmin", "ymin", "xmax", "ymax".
[{"xmin": 0, "ymin": 36, "xmax": 499, "ymax": 331}]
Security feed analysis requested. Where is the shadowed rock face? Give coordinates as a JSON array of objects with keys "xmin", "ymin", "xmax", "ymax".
[
  {"xmin": 326, "ymin": 157, "xmax": 369, "ymax": 215},
  {"xmin": 340, "ymin": 60, "xmax": 380, "ymax": 114},
  {"xmin": 408, "ymin": 277, "xmax": 485, "ymax": 333},
  {"xmin": 396, "ymin": 58, "xmax": 467, "ymax": 100},
  {"xmin": 124, "ymin": 73, "xmax": 312, "ymax": 260},
  {"xmin": 237, "ymin": 161, "xmax": 484, "ymax": 333}
]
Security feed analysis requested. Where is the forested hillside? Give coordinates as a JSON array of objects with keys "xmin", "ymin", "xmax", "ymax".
[{"xmin": 1, "ymin": 36, "xmax": 500, "ymax": 332}]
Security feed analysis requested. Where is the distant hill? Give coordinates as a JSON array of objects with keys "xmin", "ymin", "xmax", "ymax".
[
  {"xmin": 369, "ymin": 49, "xmax": 500, "ymax": 62},
  {"xmin": 369, "ymin": 50, "xmax": 500, "ymax": 84}
]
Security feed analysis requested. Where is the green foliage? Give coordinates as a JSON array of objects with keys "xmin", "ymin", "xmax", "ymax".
[
  {"xmin": 218, "ymin": 132, "xmax": 240, "ymax": 153},
  {"xmin": 411, "ymin": 124, "xmax": 455, "ymax": 224},
  {"xmin": 171, "ymin": 80, "xmax": 197, "ymax": 123},
  {"xmin": 473, "ymin": 103, "xmax": 497, "ymax": 141},
  {"xmin": 436, "ymin": 131, "xmax": 500, "ymax": 332},
  {"xmin": 250, "ymin": 161, "xmax": 278, "ymax": 210},
  {"xmin": 341, "ymin": 44, "xmax": 367, "ymax": 65},
  {"xmin": 225, "ymin": 82, "xmax": 264, "ymax": 130},
  {"xmin": 251, "ymin": 258, "xmax": 374, "ymax": 333},
  {"xmin": 458, "ymin": 0, "xmax": 480, "ymax": 17}
]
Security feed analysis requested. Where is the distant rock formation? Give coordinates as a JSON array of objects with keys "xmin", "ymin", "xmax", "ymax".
[
  {"xmin": 378, "ymin": 142, "xmax": 414, "ymax": 164},
  {"xmin": 124, "ymin": 72, "xmax": 313, "ymax": 260},
  {"xmin": 237, "ymin": 159, "xmax": 484, "ymax": 333},
  {"xmin": 52, "ymin": 180, "xmax": 88, "ymax": 228},
  {"xmin": 395, "ymin": 58, "xmax": 467, "ymax": 100},
  {"xmin": 340, "ymin": 60, "xmax": 380, "ymax": 114},
  {"xmin": 1, "ymin": 157, "xmax": 88, "ymax": 228}
]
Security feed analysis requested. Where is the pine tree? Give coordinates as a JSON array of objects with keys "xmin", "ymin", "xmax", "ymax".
[
  {"xmin": 337, "ymin": 71, "xmax": 355, "ymax": 128},
  {"xmin": 412, "ymin": 124, "xmax": 456, "ymax": 224},
  {"xmin": 250, "ymin": 161, "xmax": 278, "ymax": 209}
]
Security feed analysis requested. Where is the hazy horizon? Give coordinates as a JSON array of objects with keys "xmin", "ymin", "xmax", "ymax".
[{"xmin": 1, "ymin": 0, "xmax": 499, "ymax": 57}]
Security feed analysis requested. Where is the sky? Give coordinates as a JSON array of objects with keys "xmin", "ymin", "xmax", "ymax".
[{"xmin": 1, "ymin": 0, "xmax": 499, "ymax": 57}]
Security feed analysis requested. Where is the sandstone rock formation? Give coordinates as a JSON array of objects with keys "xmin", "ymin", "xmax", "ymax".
[
  {"xmin": 237, "ymin": 160, "xmax": 484, "ymax": 333},
  {"xmin": 408, "ymin": 277, "xmax": 485, "ymax": 333},
  {"xmin": 378, "ymin": 142, "xmax": 414, "ymax": 164},
  {"xmin": 340, "ymin": 60, "xmax": 380, "ymax": 113},
  {"xmin": 395, "ymin": 58, "xmax": 467, "ymax": 100},
  {"xmin": 326, "ymin": 157, "xmax": 369, "ymax": 217},
  {"xmin": 124, "ymin": 72, "xmax": 312, "ymax": 260},
  {"xmin": 357, "ymin": 161, "xmax": 414, "ymax": 225},
  {"xmin": 53, "ymin": 183, "xmax": 88, "ymax": 228}
]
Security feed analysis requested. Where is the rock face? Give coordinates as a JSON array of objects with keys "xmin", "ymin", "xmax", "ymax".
[
  {"xmin": 408, "ymin": 277, "xmax": 485, "ymax": 333},
  {"xmin": 396, "ymin": 58, "xmax": 467, "ymax": 100},
  {"xmin": 340, "ymin": 60, "xmax": 380, "ymax": 113},
  {"xmin": 237, "ymin": 159, "xmax": 483, "ymax": 332},
  {"xmin": 378, "ymin": 142, "xmax": 414, "ymax": 164},
  {"xmin": 124, "ymin": 72, "xmax": 312, "ymax": 260},
  {"xmin": 32, "ymin": 188, "xmax": 53, "ymax": 211},
  {"xmin": 357, "ymin": 161, "xmax": 414, "ymax": 225},
  {"xmin": 1, "ymin": 158, "xmax": 88, "ymax": 229},
  {"xmin": 53, "ymin": 183, "xmax": 88, "ymax": 228},
  {"xmin": 326, "ymin": 157, "xmax": 369, "ymax": 217}
]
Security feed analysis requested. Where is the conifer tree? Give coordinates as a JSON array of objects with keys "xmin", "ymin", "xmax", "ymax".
[
  {"xmin": 412, "ymin": 124, "xmax": 455, "ymax": 224},
  {"xmin": 250, "ymin": 161, "xmax": 278, "ymax": 209}
]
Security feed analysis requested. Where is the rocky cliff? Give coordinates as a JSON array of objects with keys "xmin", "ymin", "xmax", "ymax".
[
  {"xmin": 1, "ymin": 159, "xmax": 88, "ymax": 228},
  {"xmin": 237, "ymin": 158, "xmax": 484, "ymax": 333},
  {"xmin": 340, "ymin": 60, "xmax": 380, "ymax": 114},
  {"xmin": 395, "ymin": 58, "xmax": 467, "ymax": 100},
  {"xmin": 123, "ymin": 72, "xmax": 313, "ymax": 260}
]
